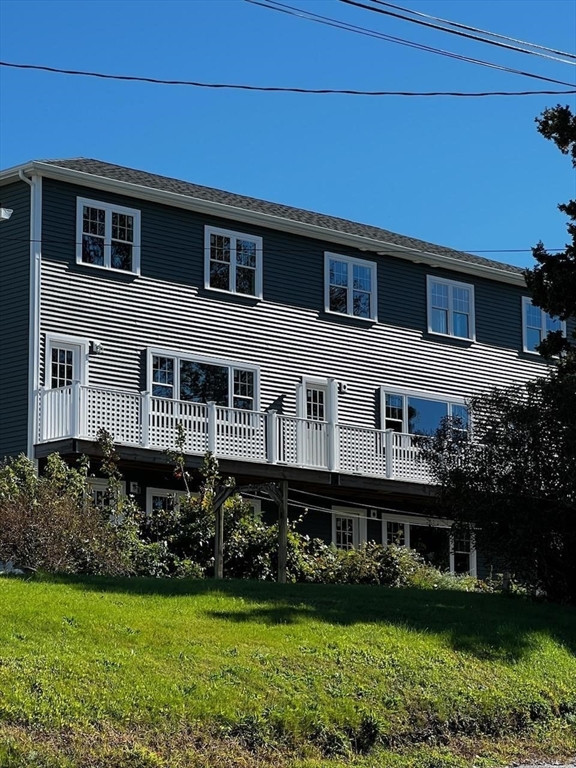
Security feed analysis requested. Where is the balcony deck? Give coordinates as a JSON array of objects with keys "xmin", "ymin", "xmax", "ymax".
[{"xmin": 37, "ymin": 384, "xmax": 435, "ymax": 485}]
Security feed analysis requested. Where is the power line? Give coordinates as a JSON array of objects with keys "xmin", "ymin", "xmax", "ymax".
[
  {"xmin": 373, "ymin": 0, "xmax": 576, "ymax": 61},
  {"xmin": 1, "ymin": 61, "xmax": 574, "ymax": 98},
  {"xmin": 249, "ymin": 1, "xmax": 575, "ymax": 89},
  {"xmin": 288, "ymin": 487, "xmax": 444, "ymax": 519},
  {"xmin": 339, "ymin": 0, "xmax": 576, "ymax": 79},
  {"xmin": 248, "ymin": 0, "xmax": 576, "ymax": 85}
]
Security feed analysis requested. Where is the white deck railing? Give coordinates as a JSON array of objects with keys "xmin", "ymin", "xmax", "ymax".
[{"xmin": 36, "ymin": 385, "xmax": 437, "ymax": 485}]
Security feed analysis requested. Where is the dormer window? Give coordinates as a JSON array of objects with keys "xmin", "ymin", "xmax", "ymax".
[{"xmin": 76, "ymin": 198, "xmax": 141, "ymax": 274}]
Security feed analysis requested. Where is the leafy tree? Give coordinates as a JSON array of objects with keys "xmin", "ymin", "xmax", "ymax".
[
  {"xmin": 422, "ymin": 107, "xmax": 576, "ymax": 603},
  {"xmin": 524, "ymin": 105, "xmax": 576, "ymax": 366}
]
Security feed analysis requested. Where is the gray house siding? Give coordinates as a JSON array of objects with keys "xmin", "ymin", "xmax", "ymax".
[
  {"xmin": 0, "ymin": 180, "xmax": 30, "ymax": 459},
  {"xmin": 40, "ymin": 178, "xmax": 547, "ymax": 433}
]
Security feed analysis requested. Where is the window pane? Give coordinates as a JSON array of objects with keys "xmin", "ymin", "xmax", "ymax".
[
  {"xmin": 306, "ymin": 387, "xmax": 326, "ymax": 421},
  {"xmin": 236, "ymin": 266, "xmax": 255, "ymax": 295},
  {"xmin": 180, "ymin": 361, "xmax": 228, "ymax": 405},
  {"xmin": 386, "ymin": 394, "xmax": 403, "ymax": 421},
  {"xmin": 527, "ymin": 327, "xmax": 541, "ymax": 350},
  {"xmin": 453, "ymin": 312, "xmax": 469, "ymax": 338},
  {"xmin": 408, "ymin": 397, "xmax": 447, "ymax": 435},
  {"xmin": 431, "ymin": 307, "xmax": 448, "ymax": 334},
  {"xmin": 387, "ymin": 521, "xmax": 405, "ymax": 546},
  {"xmin": 329, "ymin": 259, "xmax": 348, "ymax": 287},
  {"xmin": 236, "ymin": 239, "xmax": 256, "ymax": 268},
  {"xmin": 452, "ymin": 286, "xmax": 469, "ymax": 314},
  {"xmin": 353, "ymin": 291, "xmax": 371, "ymax": 318},
  {"xmin": 526, "ymin": 303, "xmax": 542, "ymax": 328},
  {"xmin": 431, "ymin": 282, "xmax": 448, "ymax": 309},
  {"xmin": 111, "ymin": 212, "xmax": 134, "ymax": 243},
  {"xmin": 233, "ymin": 370, "xmax": 254, "ymax": 410},
  {"xmin": 336, "ymin": 517, "xmax": 354, "ymax": 550},
  {"xmin": 353, "ymin": 264, "xmax": 371, "ymax": 292},
  {"xmin": 329, "ymin": 286, "xmax": 348, "ymax": 313},
  {"xmin": 152, "ymin": 356, "xmax": 174, "ymax": 398},
  {"xmin": 82, "ymin": 235, "xmax": 105, "ymax": 265},
  {"xmin": 210, "ymin": 234, "xmax": 231, "ymax": 262},
  {"xmin": 451, "ymin": 404, "xmax": 468, "ymax": 430},
  {"xmin": 210, "ymin": 261, "xmax": 230, "ymax": 290},
  {"xmin": 546, "ymin": 314, "xmax": 562, "ymax": 333},
  {"xmin": 111, "ymin": 241, "xmax": 133, "ymax": 271},
  {"xmin": 83, "ymin": 206, "xmax": 105, "ymax": 236}
]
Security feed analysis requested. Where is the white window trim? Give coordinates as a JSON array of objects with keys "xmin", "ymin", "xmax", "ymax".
[
  {"xmin": 146, "ymin": 348, "xmax": 260, "ymax": 410},
  {"xmin": 45, "ymin": 332, "xmax": 90, "ymax": 388},
  {"xmin": 521, "ymin": 296, "xmax": 566, "ymax": 354},
  {"xmin": 76, "ymin": 197, "xmax": 141, "ymax": 274},
  {"xmin": 426, "ymin": 275, "xmax": 475, "ymax": 340},
  {"xmin": 331, "ymin": 506, "xmax": 367, "ymax": 549},
  {"xmin": 146, "ymin": 487, "xmax": 196, "ymax": 515},
  {"xmin": 450, "ymin": 532, "xmax": 477, "ymax": 577},
  {"xmin": 204, "ymin": 225, "xmax": 263, "ymax": 299},
  {"xmin": 324, "ymin": 252, "xmax": 378, "ymax": 321},
  {"xmin": 88, "ymin": 477, "xmax": 127, "ymax": 504},
  {"xmin": 380, "ymin": 386, "xmax": 467, "ymax": 434}
]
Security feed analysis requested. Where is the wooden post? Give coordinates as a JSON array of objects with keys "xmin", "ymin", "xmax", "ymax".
[
  {"xmin": 278, "ymin": 479, "xmax": 288, "ymax": 584},
  {"xmin": 214, "ymin": 502, "xmax": 224, "ymax": 579}
]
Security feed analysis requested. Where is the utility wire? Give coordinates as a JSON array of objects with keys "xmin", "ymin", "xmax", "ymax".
[
  {"xmin": 339, "ymin": 0, "xmax": 576, "ymax": 76},
  {"xmin": 1, "ymin": 61, "xmax": 574, "ymax": 98},
  {"xmin": 249, "ymin": 1, "xmax": 575, "ymax": 88},
  {"xmin": 288, "ymin": 487, "xmax": 446, "ymax": 520},
  {"xmin": 373, "ymin": 0, "xmax": 576, "ymax": 61}
]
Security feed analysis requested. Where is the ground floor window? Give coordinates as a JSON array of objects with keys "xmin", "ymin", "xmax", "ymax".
[
  {"xmin": 146, "ymin": 487, "xmax": 189, "ymax": 515},
  {"xmin": 382, "ymin": 514, "xmax": 476, "ymax": 576},
  {"xmin": 331, "ymin": 507, "xmax": 367, "ymax": 551},
  {"xmin": 87, "ymin": 478, "xmax": 126, "ymax": 509}
]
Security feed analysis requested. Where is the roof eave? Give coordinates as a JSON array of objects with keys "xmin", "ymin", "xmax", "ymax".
[{"xmin": 1, "ymin": 161, "xmax": 526, "ymax": 287}]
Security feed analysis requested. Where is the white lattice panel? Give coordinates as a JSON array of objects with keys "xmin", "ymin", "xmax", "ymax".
[
  {"xmin": 85, "ymin": 387, "xmax": 142, "ymax": 445},
  {"xmin": 214, "ymin": 408, "xmax": 267, "ymax": 461},
  {"xmin": 338, "ymin": 424, "xmax": 386, "ymax": 476},
  {"xmin": 149, "ymin": 398, "xmax": 208, "ymax": 454},
  {"xmin": 391, "ymin": 433, "xmax": 433, "ymax": 483}
]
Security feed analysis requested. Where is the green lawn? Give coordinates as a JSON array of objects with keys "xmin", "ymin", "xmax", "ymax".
[{"xmin": 1, "ymin": 575, "xmax": 575, "ymax": 767}]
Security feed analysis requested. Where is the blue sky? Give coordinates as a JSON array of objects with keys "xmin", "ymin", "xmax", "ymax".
[{"xmin": 1, "ymin": 0, "xmax": 575, "ymax": 268}]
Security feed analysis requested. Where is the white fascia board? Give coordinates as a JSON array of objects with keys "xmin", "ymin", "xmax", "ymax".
[{"xmin": 4, "ymin": 161, "xmax": 526, "ymax": 288}]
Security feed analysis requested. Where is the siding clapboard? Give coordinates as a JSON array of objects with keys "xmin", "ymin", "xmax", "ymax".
[
  {"xmin": 40, "ymin": 178, "xmax": 550, "ymax": 431},
  {"xmin": 0, "ymin": 180, "xmax": 30, "ymax": 458}
]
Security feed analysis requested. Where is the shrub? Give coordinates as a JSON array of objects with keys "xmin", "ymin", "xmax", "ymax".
[{"xmin": 0, "ymin": 454, "xmax": 133, "ymax": 575}]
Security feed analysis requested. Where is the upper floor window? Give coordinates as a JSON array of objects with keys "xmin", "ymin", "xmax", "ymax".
[
  {"xmin": 324, "ymin": 253, "xmax": 377, "ymax": 321},
  {"xmin": 427, "ymin": 276, "xmax": 474, "ymax": 340},
  {"xmin": 382, "ymin": 387, "xmax": 468, "ymax": 436},
  {"xmin": 522, "ymin": 297, "xmax": 566, "ymax": 353},
  {"xmin": 76, "ymin": 198, "xmax": 141, "ymax": 274},
  {"xmin": 148, "ymin": 350, "xmax": 259, "ymax": 411},
  {"xmin": 204, "ymin": 226, "xmax": 263, "ymax": 299}
]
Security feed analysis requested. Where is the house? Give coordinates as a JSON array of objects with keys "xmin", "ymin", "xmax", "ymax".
[{"xmin": 0, "ymin": 158, "xmax": 566, "ymax": 577}]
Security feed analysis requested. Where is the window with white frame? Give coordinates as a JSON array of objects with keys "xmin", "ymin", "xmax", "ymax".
[
  {"xmin": 149, "ymin": 350, "xmax": 258, "ymax": 410},
  {"xmin": 87, "ymin": 478, "xmax": 126, "ymax": 510},
  {"xmin": 204, "ymin": 226, "xmax": 263, "ymax": 298},
  {"xmin": 522, "ymin": 297, "xmax": 565, "ymax": 353},
  {"xmin": 146, "ymin": 487, "xmax": 194, "ymax": 515},
  {"xmin": 450, "ymin": 529, "xmax": 476, "ymax": 575},
  {"xmin": 382, "ymin": 388, "xmax": 468, "ymax": 436},
  {"xmin": 427, "ymin": 275, "xmax": 474, "ymax": 339},
  {"xmin": 325, "ymin": 253, "xmax": 377, "ymax": 320},
  {"xmin": 386, "ymin": 520, "xmax": 407, "ymax": 546},
  {"xmin": 76, "ymin": 197, "xmax": 141, "ymax": 273},
  {"xmin": 331, "ymin": 507, "xmax": 367, "ymax": 551}
]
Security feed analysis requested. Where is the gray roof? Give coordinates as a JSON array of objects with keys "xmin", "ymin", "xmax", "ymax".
[{"xmin": 40, "ymin": 157, "xmax": 523, "ymax": 275}]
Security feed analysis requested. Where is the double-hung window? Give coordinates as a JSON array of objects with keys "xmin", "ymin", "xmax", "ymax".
[
  {"xmin": 76, "ymin": 197, "xmax": 141, "ymax": 273},
  {"xmin": 325, "ymin": 253, "xmax": 377, "ymax": 320},
  {"xmin": 522, "ymin": 297, "xmax": 565, "ymax": 353},
  {"xmin": 149, "ymin": 350, "xmax": 258, "ymax": 411},
  {"xmin": 382, "ymin": 388, "xmax": 468, "ymax": 436},
  {"xmin": 205, "ymin": 226, "xmax": 263, "ymax": 298},
  {"xmin": 427, "ymin": 276, "xmax": 474, "ymax": 339}
]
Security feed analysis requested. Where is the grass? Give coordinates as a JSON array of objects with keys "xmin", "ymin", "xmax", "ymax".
[{"xmin": 0, "ymin": 574, "xmax": 575, "ymax": 767}]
